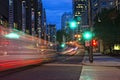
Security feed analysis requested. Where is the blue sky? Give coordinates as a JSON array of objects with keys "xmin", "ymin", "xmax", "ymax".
[{"xmin": 42, "ymin": 0, "xmax": 72, "ymax": 30}]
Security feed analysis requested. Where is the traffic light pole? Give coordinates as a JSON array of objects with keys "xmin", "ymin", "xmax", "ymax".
[
  {"xmin": 88, "ymin": 0, "xmax": 93, "ymax": 63},
  {"xmin": 89, "ymin": 40, "xmax": 93, "ymax": 63}
]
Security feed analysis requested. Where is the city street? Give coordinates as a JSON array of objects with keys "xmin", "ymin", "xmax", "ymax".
[
  {"xmin": 0, "ymin": 50, "xmax": 120, "ymax": 80},
  {"xmin": 0, "ymin": 0, "xmax": 120, "ymax": 80},
  {"xmin": 0, "ymin": 52, "xmax": 84, "ymax": 80}
]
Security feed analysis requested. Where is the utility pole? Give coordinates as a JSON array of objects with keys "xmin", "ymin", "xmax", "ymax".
[{"xmin": 88, "ymin": 0, "xmax": 93, "ymax": 63}]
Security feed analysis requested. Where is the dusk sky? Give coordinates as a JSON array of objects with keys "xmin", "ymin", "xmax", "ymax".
[{"xmin": 42, "ymin": 0, "xmax": 72, "ymax": 30}]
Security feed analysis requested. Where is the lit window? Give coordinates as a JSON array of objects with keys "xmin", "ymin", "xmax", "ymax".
[
  {"xmin": 101, "ymin": 1, "xmax": 107, "ymax": 6},
  {"xmin": 80, "ymin": 6, "xmax": 82, "ymax": 8},
  {"xmin": 78, "ymin": 22, "xmax": 80, "ymax": 24},
  {"xmin": 78, "ymin": 12, "xmax": 80, "ymax": 14},
  {"xmin": 94, "ymin": 3, "xmax": 98, "ymax": 7},
  {"xmin": 110, "ymin": 1, "xmax": 113, "ymax": 5}
]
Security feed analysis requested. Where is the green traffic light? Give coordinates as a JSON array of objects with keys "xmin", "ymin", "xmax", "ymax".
[
  {"xmin": 61, "ymin": 43, "xmax": 65, "ymax": 48},
  {"xmin": 77, "ymin": 16, "xmax": 81, "ymax": 21},
  {"xmin": 69, "ymin": 20, "xmax": 77, "ymax": 29},
  {"xmin": 83, "ymin": 31, "xmax": 93, "ymax": 40}
]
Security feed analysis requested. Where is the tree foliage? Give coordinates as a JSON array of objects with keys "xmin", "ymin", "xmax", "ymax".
[
  {"xmin": 56, "ymin": 29, "xmax": 73, "ymax": 44},
  {"xmin": 56, "ymin": 30, "xmax": 63, "ymax": 43},
  {"xmin": 93, "ymin": 8, "xmax": 120, "ymax": 45}
]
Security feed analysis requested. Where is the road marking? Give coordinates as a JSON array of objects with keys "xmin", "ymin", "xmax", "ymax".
[{"xmin": 43, "ymin": 63, "xmax": 83, "ymax": 67}]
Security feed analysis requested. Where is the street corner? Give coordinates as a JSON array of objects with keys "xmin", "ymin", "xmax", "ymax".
[{"xmin": 82, "ymin": 57, "xmax": 120, "ymax": 67}]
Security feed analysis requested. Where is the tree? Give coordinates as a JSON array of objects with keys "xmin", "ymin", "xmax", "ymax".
[
  {"xmin": 93, "ymin": 8, "xmax": 120, "ymax": 53},
  {"xmin": 56, "ymin": 30, "xmax": 63, "ymax": 43}
]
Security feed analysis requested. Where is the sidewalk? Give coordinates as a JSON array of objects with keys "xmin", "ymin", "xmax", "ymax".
[
  {"xmin": 82, "ymin": 53, "xmax": 120, "ymax": 66},
  {"xmin": 79, "ymin": 53, "xmax": 120, "ymax": 80}
]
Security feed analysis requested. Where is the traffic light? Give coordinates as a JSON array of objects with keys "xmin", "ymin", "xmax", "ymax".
[
  {"xmin": 91, "ymin": 39, "xmax": 98, "ymax": 47},
  {"xmin": 61, "ymin": 43, "xmax": 65, "ymax": 48},
  {"xmin": 69, "ymin": 20, "xmax": 77, "ymax": 29},
  {"xmin": 76, "ymin": 16, "xmax": 81, "ymax": 21},
  {"xmin": 82, "ymin": 31, "xmax": 93, "ymax": 40}
]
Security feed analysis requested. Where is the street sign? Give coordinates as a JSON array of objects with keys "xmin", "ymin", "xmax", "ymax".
[{"xmin": 85, "ymin": 41, "xmax": 90, "ymax": 47}]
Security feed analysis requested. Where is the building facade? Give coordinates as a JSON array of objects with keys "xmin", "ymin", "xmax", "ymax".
[
  {"xmin": 0, "ymin": 0, "xmax": 45, "ymax": 37},
  {"xmin": 72, "ymin": 0, "xmax": 88, "ymax": 33},
  {"xmin": 42, "ymin": 8, "xmax": 47, "ymax": 43},
  {"xmin": 0, "ymin": 0, "xmax": 9, "ymax": 26},
  {"xmin": 47, "ymin": 24, "xmax": 56, "ymax": 44},
  {"xmin": 61, "ymin": 12, "xmax": 73, "ymax": 30}
]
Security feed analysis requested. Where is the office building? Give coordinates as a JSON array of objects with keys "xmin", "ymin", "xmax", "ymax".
[
  {"xmin": 61, "ymin": 12, "xmax": 73, "ymax": 30},
  {"xmin": 47, "ymin": 24, "xmax": 56, "ymax": 43},
  {"xmin": 0, "ymin": 0, "xmax": 9, "ymax": 26},
  {"xmin": 72, "ymin": 0, "xmax": 88, "ymax": 33}
]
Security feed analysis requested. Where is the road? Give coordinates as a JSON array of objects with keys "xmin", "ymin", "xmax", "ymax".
[{"xmin": 0, "ymin": 51, "xmax": 84, "ymax": 80}]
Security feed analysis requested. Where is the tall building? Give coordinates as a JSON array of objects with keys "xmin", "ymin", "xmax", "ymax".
[
  {"xmin": 0, "ymin": 0, "xmax": 47, "ymax": 41},
  {"xmin": 14, "ymin": 0, "xmax": 22, "ymax": 30},
  {"xmin": 47, "ymin": 24, "xmax": 56, "ymax": 43},
  {"xmin": 25, "ymin": 0, "xmax": 32, "ymax": 34},
  {"xmin": 42, "ymin": 8, "xmax": 47, "ymax": 43},
  {"xmin": 0, "ymin": 0, "xmax": 9, "ymax": 21},
  {"xmin": 61, "ymin": 12, "xmax": 73, "ymax": 41},
  {"xmin": 0, "ymin": 0, "xmax": 9, "ymax": 26},
  {"xmin": 37, "ymin": 0, "xmax": 43, "ymax": 39},
  {"xmin": 61, "ymin": 12, "xmax": 73, "ymax": 30},
  {"xmin": 21, "ymin": 0, "xmax": 26, "ymax": 32},
  {"xmin": 72, "ymin": 0, "xmax": 88, "ymax": 33},
  {"xmin": 9, "ymin": 0, "xmax": 14, "ymax": 28}
]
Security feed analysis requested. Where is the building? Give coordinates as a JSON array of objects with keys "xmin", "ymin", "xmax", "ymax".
[
  {"xmin": 47, "ymin": 24, "xmax": 56, "ymax": 43},
  {"xmin": 14, "ymin": 0, "xmax": 22, "ymax": 30},
  {"xmin": 37, "ymin": 0, "xmax": 43, "ymax": 39},
  {"xmin": 61, "ymin": 12, "xmax": 73, "ymax": 41},
  {"xmin": 26, "ymin": 0, "xmax": 44, "ymax": 38},
  {"xmin": 98, "ymin": 0, "xmax": 116, "ymax": 11},
  {"xmin": 61, "ymin": 12, "xmax": 73, "ymax": 30},
  {"xmin": 72, "ymin": 0, "xmax": 88, "ymax": 33},
  {"xmin": 0, "ymin": 0, "xmax": 9, "ymax": 21},
  {"xmin": 0, "ymin": 0, "xmax": 44, "ymax": 35},
  {"xmin": 0, "ymin": 0, "xmax": 9, "ymax": 26},
  {"xmin": 41, "ymin": 8, "xmax": 47, "ymax": 42}
]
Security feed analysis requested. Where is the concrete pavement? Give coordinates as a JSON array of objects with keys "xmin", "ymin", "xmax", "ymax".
[
  {"xmin": 82, "ymin": 53, "xmax": 120, "ymax": 66},
  {"xmin": 80, "ymin": 53, "xmax": 120, "ymax": 80},
  {"xmin": 79, "ymin": 66, "xmax": 120, "ymax": 80}
]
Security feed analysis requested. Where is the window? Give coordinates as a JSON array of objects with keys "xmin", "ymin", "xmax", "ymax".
[
  {"xmin": 101, "ymin": 1, "xmax": 107, "ymax": 6},
  {"xmin": 109, "ymin": 1, "xmax": 113, "ymax": 5}
]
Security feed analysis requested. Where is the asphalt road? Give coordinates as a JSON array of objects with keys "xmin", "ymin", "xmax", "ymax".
[{"xmin": 0, "ymin": 51, "xmax": 84, "ymax": 80}]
